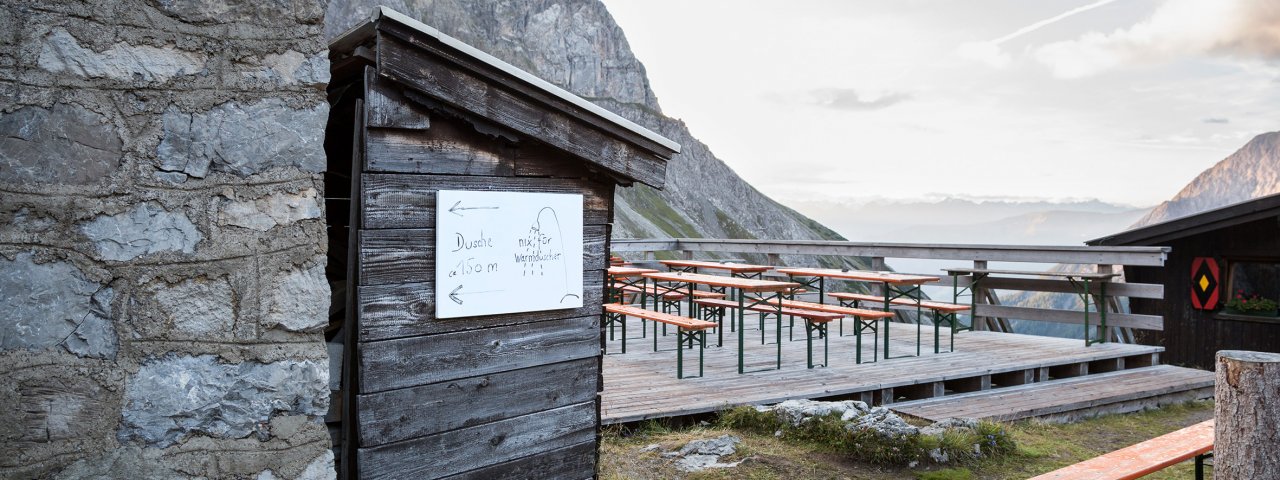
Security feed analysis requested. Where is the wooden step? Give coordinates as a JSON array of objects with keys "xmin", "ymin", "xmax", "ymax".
[{"xmin": 889, "ymin": 365, "xmax": 1214, "ymax": 423}]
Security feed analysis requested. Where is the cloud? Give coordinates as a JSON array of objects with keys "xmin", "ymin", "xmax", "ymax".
[
  {"xmin": 1202, "ymin": 117, "xmax": 1230, "ymax": 124},
  {"xmin": 1034, "ymin": 0, "xmax": 1280, "ymax": 78},
  {"xmin": 803, "ymin": 88, "xmax": 912, "ymax": 111},
  {"xmin": 957, "ymin": 0, "xmax": 1120, "ymax": 68}
]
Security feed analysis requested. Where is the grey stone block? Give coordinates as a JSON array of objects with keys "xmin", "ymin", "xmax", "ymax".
[
  {"xmin": 0, "ymin": 103, "xmax": 122, "ymax": 185},
  {"xmin": 0, "ymin": 252, "xmax": 116, "ymax": 358},
  {"xmin": 266, "ymin": 261, "xmax": 330, "ymax": 333},
  {"xmin": 118, "ymin": 354, "xmax": 329, "ymax": 448},
  {"xmin": 148, "ymin": 277, "xmax": 235, "ymax": 336},
  {"xmin": 156, "ymin": 99, "xmax": 327, "ymax": 179},
  {"xmin": 80, "ymin": 202, "xmax": 201, "ymax": 261},
  {"xmin": 218, "ymin": 188, "xmax": 322, "ymax": 231},
  {"xmin": 37, "ymin": 28, "xmax": 206, "ymax": 83}
]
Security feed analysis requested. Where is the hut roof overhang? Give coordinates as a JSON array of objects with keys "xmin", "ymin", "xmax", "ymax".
[
  {"xmin": 329, "ymin": 6, "xmax": 680, "ymax": 188},
  {"xmin": 1088, "ymin": 192, "xmax": 1280, "ymax": 247}
]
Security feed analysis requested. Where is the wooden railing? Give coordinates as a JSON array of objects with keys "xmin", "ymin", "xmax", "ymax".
[{"xmin": 611, "ymin": 238, "xmax": 1170, "ymax": 339}]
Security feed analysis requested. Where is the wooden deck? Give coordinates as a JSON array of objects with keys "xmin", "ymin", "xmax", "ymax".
[
  {"xmin": 601, "ymin": 316, "xmax": 1168, "ymax": 424},
  {"xmin": 890, "ymin": 365, "xmax": 1214, "ymax": 423}
]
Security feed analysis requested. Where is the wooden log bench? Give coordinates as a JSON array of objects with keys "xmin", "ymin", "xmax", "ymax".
[
  {"xmin": 693, "ymin": 298, "xmax": 844, "ymax": 368},
  {"xmin": 603, "ymin": 304, "xmax": 717, "ymax": 378},
  {"xmin": 827, "ymin": 292, "xmax": 972, "ymax": 354},
  {"xmin": 757, "ymin": 298, "xmax": 895, "ymax": 364},
  {"xmin": 1029, "ymin": 419, "xmax": 1214, "ymax": 480}
]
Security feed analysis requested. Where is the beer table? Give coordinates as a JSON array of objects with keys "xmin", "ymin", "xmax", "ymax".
[
  {"xmin": 775, "ymin": 268, "xmax": 940, "ymax": 360},
  {"xmin": 642, "ymin": 271, "xmax": 800, "ymax": 373},
  {"xmin": 659, "ymin": 259, "xmax": 773, "ymax": 279}
]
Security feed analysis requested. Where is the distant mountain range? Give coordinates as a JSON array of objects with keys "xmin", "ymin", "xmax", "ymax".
[{"xmin": 791, "ymin": 197, "xmax": 1150, "ymax": 245}]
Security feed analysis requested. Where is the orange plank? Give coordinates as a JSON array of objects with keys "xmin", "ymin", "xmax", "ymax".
[{"xmin": 1029, "ymin": 419, "xmax": 1213, "ymax": 480}]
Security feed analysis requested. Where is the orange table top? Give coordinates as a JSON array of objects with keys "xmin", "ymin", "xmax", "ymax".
[
  {"xmin": 775, "ymin": 267, "xmax": 940, "ymax": 285},
  {"xmin": 659, "ymin": 259, "xmax": 773, "ymax": 273},
  {"xmin": 607, "ymin": 266, "xmax": 659, "ymax": 277},
  {"xmin": 642, "ymin": 271, "xmax": 800, "ymax": 292}
]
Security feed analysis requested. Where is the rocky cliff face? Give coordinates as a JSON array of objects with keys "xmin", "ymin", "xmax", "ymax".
[
  {"xmin": 1136, "ymin": 131, "xmax": 1280, "ymax": 226},
  {"xmin": 325, "ymin": 0, "xmax": 850, "ymax": 255}
]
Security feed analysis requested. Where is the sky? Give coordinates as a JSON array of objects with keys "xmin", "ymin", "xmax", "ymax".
[{"xmin": 600, "ymin": 0, "xmax": 1280, "ymax": 207}]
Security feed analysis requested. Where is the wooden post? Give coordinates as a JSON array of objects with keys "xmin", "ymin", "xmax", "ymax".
[
  {"xmin": 972, "ymin": 260, "xmax": 988, "ymax": 331},
  {"xmin": 1097, "ymin": 264, "xmax": 1114, "ymax": 342},
  {"xmin": 681, "ymin": 250, "xmax": 693, "ymax": 260},
  {"xmin": 1215, "ymin": 350, "xmax": 1280, "ymax": 479},
  {"xmin": 870, "ymin": 257, "xmax": 886, "ymax": 297}
]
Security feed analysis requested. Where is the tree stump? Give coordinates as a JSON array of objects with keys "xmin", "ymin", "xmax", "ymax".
[{"xmin": 1215, "ymin": 350, "xmax": 1280, "ymax": 479}]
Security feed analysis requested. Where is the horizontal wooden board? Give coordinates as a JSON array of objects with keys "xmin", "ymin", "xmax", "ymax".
[
  {"xmin": 358, "ymin": 357, "xmax": 598, "ymax": 446},
  {"xmin": 930, "ymin": 276, "xmax": 1165, "ymax": 300},
  {"xmin": 361, "ymin": 173, "xmax": 612, "ymax": 229},
  {"xmin": 376, "ymin": 31, "xmax": 671, "ymax": 187},
  {"xmin": 366, "ymin": 73, "xmax": 431, "ymax": 130},
  {"xmin": 357, "ymin": 272, "xmax": 604, "ymax": 342},
  {"xmin": 359, "ymin": 315, "xmax": 601, "ymax": 393},
  {"xmin": 359, "ymin": 226, "xmax": 607, "ymax": 286},
  {"xmin": 438, "ymin": 440, "xmax": 596, "ymax": 480},
  {"xmin": 366, "ymin": 126, "xmax": 514, "ymax": 175},
  {"xmin": 357, "ymin": 401, "xmax": 596, "ymax": 479},
  {"xmin": 973, "ymin": 304, "xmax": 1164, "ymax": 331},
  {"xmin": 609, "ymin": 239, "xmax": 1170, "ymax": 267}
]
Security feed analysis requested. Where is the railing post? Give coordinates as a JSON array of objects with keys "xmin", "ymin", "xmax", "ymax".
[
  {"xmin": 766, "ymin": 253, "xmax": 781, "ymax": 266},
  {"xmin": 681, "ymin": 250, "xmax": 692, "ymax": 260},
  {"xmin": 972, "ymin": 260, "xmax": 988, "ymax": 331},
  {"xmin": 870, "ymin": 257, "xmax": 886, "ymax": 296},
  {"xmin": 1097, "ymin": 264, "xmax": 1114, "ymax": 342}
]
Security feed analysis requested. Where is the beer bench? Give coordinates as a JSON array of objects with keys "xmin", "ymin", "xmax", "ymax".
[
  {"xmin": 694, "ymin": 298, "xmax": 843, "ymax": 368},
  {"xmin": 603, "ymin": 304, "xmax": 717, "ymax": 378},
  {"xmin": 827, "ymin": 292, "xmax": 972, "ymax": 354},
  {"xmin": 757, "ymin": 298, "xmax": 894, "ymax": 364},
  {"xmin": 1029, "ymin": 419, "xmax": 1214, "ymax": 480}
]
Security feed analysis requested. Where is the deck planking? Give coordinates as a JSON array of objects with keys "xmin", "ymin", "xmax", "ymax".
[
  {"xmin": 602, "ymin": 315, "xmax": 1166, "ymax": 424},
  {"xmin": 889, "ymin": 365, "xmax": 1214, "ymax": 422}
]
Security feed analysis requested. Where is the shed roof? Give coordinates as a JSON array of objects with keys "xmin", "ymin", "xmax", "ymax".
[
  {"xmin": 1088, "ymin": 192, "xmax": 1280, "ymax": 246},
  {"xmin": 329, "ymin": 7, "xmax": 679, "ymax": 187}
]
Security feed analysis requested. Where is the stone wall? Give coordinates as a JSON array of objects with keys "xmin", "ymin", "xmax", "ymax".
[{"xmin": 0, "ymin": 1, "xmax": 334, "ymax": 478}]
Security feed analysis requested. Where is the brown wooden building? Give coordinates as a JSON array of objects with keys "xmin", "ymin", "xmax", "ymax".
[
  {"xmin": 1089, "ymin": 193, "xmax": 1280, "ymax": 370},
  {"xmin": 324, "ymin": 8, "xmax": 679, "ymax": 479}
]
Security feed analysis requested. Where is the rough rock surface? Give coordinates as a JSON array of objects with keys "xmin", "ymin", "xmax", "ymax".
[
  {"xmin": 1136, "ymin": 131, "xmax": 1280, "ymax": 226},
  {"xmin": 1, "ymin": 0, "xmax": 332, "ymax": 476},
  {"xmin": 38, "ymin": 28, "xmax": 207, "ymax": 83},
  {"xmin": 265, "ymin": 260, "xmax": 330, "ymax": 333},
  {"xmin": 219, "ymin": 188, "xmax": 323, "ymax": 231},
  {"xmin": 148, "ymin": 277, "xmax": 235, "ymax": 336},
  {"xmin": 658, "ymin": 435, "xmax": 745, "ymax": 473},
  {"xmin": 156, "ymin": 99, "xmax": 328, "ymax": 180},
  {"xmin": 0, "ymin": 103, "xmax": 122, "ymax": 185},
  {"xmin": 80, "ymin": 202, "xmax": 201, "ymax": 261},
  {"xmin": 118, "ymin": 355, "xmax": 328, "ymax": 448},
  {"xmin": 0, "ymin": 252, "xmax": 116, "ymax": 358},
  {"xmin": 764, "ymin": 399, "xmax": 919, "ymax": 439}
]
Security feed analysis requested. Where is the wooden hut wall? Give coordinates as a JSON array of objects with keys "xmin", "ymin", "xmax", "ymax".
[
  {"xmin": 351, "ymin": 66, "xmax": 610, "ymax": 479},
  {"xmin": 1127, "ymin": 216, "xmax": 1280, "ymax": 370}
]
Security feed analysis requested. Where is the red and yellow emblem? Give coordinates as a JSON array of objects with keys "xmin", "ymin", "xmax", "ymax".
[{"xmin": 1190, "ymin": 257, "xmax": 1219, "ymax": 310}]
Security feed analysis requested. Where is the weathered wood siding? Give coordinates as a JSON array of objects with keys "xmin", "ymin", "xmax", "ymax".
[
  {"xmin": 352, "ymin": 66, "xmax": 610, "ymax": 479},
  {"xmin": 1127, "ymin": 217, "xmax": 1280, "ymax": 369}
]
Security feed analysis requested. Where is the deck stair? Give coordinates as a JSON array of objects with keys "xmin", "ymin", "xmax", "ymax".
[{"xmin": 889, "ymin": 365, "xmax": 1214, "ymax": 423}]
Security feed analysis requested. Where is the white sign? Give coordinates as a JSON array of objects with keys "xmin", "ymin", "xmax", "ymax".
[{"xmin": 435, "ymin": 190, "xmax": 584, "ymax": 318}]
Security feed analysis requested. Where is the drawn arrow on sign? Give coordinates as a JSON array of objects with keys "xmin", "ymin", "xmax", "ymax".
[
  {"xmin": 449, "ymin": 285, "xmax": 504, "ymax": 305},
  {"xmin": 448, "ymin": 200, "xmax": 500, "ymax": 217}
]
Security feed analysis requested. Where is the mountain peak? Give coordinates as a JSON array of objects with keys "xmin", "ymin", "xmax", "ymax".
[{"xmin": 1134, "ymin": 130, "xmax": 1280, "ymax": 227}]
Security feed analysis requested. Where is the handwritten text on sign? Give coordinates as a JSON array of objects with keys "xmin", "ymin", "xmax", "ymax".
[{"xmin": 435, "ymin": 190, "xmax": 584, "ymax": 318}]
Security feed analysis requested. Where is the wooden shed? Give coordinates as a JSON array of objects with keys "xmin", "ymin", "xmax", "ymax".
[
  {"xmin": 1089, "ymin": 193, "xmax": 1280, "ymax": 369},
  {"xmin": 324, "ymin": 7, "xmax": 679, "ymax": 479}
]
